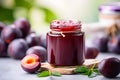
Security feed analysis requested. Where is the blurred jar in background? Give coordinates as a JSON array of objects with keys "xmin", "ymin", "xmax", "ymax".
[
  {"xmin": 84, "ymin": 2, "xmax": 120, "ymax": 47},
  {"xmin": 99, "ymin": 2, "xmax": 120, "ymax": 28}
]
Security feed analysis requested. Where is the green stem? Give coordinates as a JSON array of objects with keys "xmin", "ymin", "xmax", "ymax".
[{"xmin": 91, "ymin": 63, "xmax": 96, "ymax": 70}]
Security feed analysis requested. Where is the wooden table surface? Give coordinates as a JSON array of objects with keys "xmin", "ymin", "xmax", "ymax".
[{"xmin": 0, "ymin": 53, "xmax": 120, "ymax": 80}]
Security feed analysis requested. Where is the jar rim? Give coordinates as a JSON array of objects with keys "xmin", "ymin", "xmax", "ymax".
[{"xmin": 50, "ymin": 19, "xmax": 81, "ymax": 31}]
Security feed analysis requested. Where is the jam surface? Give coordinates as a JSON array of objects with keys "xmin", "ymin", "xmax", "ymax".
[{"xmin": 50, "ymin": 20, "xmax": 81, "ymax": 31}]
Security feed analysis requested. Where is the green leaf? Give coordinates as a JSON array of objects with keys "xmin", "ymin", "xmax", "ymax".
[
  {"xmin": 37, "ymin": 71, "xmax": 50, "ymax": 77},
  {"xmin": 40, "ymin": 7, "xmax": 57, "ymax": 23},
  {"xmin": 74, "ymin": 65, "xmax": 101, "ymax": 78},
  {"xmin": 88, "ymin": 68, "xmax": 100, "ymax": 78},
  {"xmin": 52, "ymin": 72, "xmax": 62, "ymax": 77},
  {"xmin": 0, "ymin": 7, "xmax": 14, "ymax": 23},
  {"xmin": 88, "ymin": 69, "xmax": 92, "ymax": 77},
  {"xmin": 37, "ymin": 71, "xmax": 62, "ymax": 78},
  {"xmin": 80, "ymin": 72, "xmax": 88, "ymax": 75},
  {"xmin": 14, "ymin": 0, "xmax": 33, "ymax": 9},
  {"xmin": 93, "ymin": 68, "xmax": 100, "ymax": 75},
  {"xmin": 88, "ymin": 71, "xmax": 98, "ymax": 78},
  {"xmin": 74, "ymin": 66, "xmax": 89, "ymax": 73}
]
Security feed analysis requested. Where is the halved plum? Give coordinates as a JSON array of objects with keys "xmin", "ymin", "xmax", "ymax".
[{"xmin": 21, "ymin": 54, "xmax": 41, "ymax": 73}]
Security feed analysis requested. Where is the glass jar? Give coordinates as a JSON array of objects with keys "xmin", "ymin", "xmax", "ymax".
[
  {"xmin": 47, "ymin": 20, "xmax": 85, "ymax": 66},
  {"xmin": 99, "ymin": 2, "xmax": 120, "ymax": 28}
]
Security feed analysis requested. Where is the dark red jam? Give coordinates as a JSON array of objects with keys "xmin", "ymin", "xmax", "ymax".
[{"xmin": 47, "ymin": 20, "xmax": 85, "ymax": 66}]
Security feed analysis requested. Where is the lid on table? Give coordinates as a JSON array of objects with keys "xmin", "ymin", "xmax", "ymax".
[
  {"xmin": 50, "ymin": 19, "xmax": 81, "ymax": 31},
  {"xmin": 99, "ymin": 2, "xmax": 120, "ymax": 14}
]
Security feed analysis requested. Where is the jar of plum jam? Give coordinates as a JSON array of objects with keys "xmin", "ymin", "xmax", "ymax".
[{"xmin": 47, "ymin": 20, "xmax": 85, "ymax": 66}]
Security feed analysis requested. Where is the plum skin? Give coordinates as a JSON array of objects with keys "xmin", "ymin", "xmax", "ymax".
[
  {"xmin": 26, "ymin": 46, "xmax": 47, "ymax": 62},
  {"xmin": 0, "ymin": 38, "xmax": 7, "ymax": 57},
  {"xmin": 40, "ymin": 34, "xmax": 47, "ymax": 48},
  {"xmin": 85, "ymin": 47, "xmax": 99, "ymax": 59},
  {"xmin": 0, "ymin": 22, "xmax": 5, "ymax": 36},
  {"xmin": 98, "ymin": 57, "xmax": 120, "ymax": 78},
  {"xmin": 108, "ymin": 36, "xmax": 120, "ymax": 54},
  {"xmin": 1, "ymin": 25, "xmax": 22, "ymax": 44},
  {"xmin": 14, "ymin": 18, "xmax": 31, "ymax": 38},
  {"xmin": 21, "ymin": 54, "xmax": 41, "ymax": 73},
  {"xmin": 7, "ymin": 39, "xmax": 28, "ymax": 59},
  {"xmin": 26, "ymin": 33, "xmax": 41, "ymax": 47},
  {"xmin": 93, "ymin": 36, "xmax": 109, "ymax": 52}
]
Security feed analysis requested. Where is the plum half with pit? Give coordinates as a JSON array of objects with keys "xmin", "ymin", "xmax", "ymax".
[
  {"xmin": 85, "ymin": 47, "xmax": 99, "ymax": 59},
  {"xmin": 26, "ymin": 33, "xmax": 41, "ymax": 47},
  {"xmin": 98, "ymin": 57, "xmax": 120, "ymax": 78},
  {"xmin": 1, "ymin": 25, "xmax": 22, "ymax": 44},
  {"xmin": 26, "ymin": 46, "xmax": 47, "ymax": 62},
  {"xmin": 14, "ymin": 18, "xmax": 31, "ymax": 38},
  {"xmin": 21, "ymin": 54, "xmax": 41, "ymax": 73},
  {"xmin": 108, "ymin": 36, "xmax": 120, "ymax": 54},
  {"xmin": 8, "ymin": 39, "xmax": 28, "ymax": 59}
]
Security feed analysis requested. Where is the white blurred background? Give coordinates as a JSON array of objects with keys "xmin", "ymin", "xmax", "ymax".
[{"xmin": 0, "ymin": 0, "xmax": 119, "ymax": 33}]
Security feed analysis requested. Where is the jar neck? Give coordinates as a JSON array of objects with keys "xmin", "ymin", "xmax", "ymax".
[
  {"xmin": 50, "ymin": 30, "xmax": 81, "ymax": 37},
  {"xmin": 50, "ymin": 29, "xmax": 81, "ymax": 34}
]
